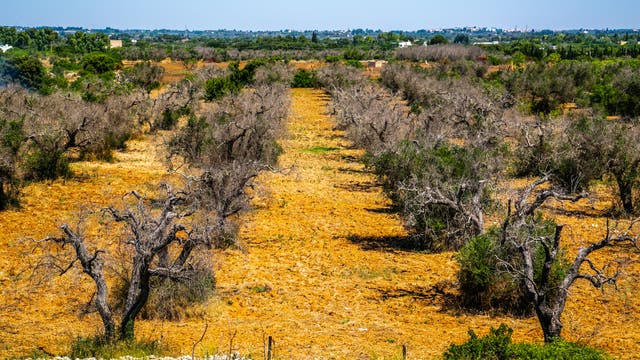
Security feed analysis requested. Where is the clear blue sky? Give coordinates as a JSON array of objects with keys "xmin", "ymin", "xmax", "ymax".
[{"xmin": 1, "ymin": 0, "xmax": 638, "ymax": 31}]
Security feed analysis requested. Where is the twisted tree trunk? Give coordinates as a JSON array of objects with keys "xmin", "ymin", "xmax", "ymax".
[{"xmin": 119, "ymin": 254, "xmax": 151, "ymax": 340}]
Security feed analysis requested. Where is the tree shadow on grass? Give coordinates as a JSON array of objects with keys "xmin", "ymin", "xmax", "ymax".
[
  {"xmin": 347, "ymin": 234, "xmax": 428, "ymax": 253},
  {"xmin": 367, "ymin": 281, "xmax": 459, "ymax": 309},
  {"xmin": 333, "ymin": 180, "xmax": 378, "ymax": 192},
  {"xmin": 369, "ymin": 280, "xmax": 534, "ymax": 318},
  {"xmin": 365, "ymin": 206, "xmax": 397, "ymax": 214}
]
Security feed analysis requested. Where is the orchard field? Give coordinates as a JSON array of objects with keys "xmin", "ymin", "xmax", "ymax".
[{"xmin": 2, "ymin": 27, "xmax": 640, "ymax": 358}]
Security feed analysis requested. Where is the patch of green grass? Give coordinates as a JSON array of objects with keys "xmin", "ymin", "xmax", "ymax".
[
  {"xmin": 300, "ymin": 146, "xmax": 340, "ymax": 154},
  {"xmin": 251, "ymin": 284, "xmax": 272, "ymax": 293},
  {"xmin": 357, "ymin": 266, "xmax": 382, "ymax": 280},
  {"xmin": 68, "ymin": 336, "xmax": 165, "ymax": 359}
]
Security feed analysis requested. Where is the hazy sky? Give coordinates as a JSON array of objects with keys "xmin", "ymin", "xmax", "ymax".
[{"xmin": 1, "ymin": 0, "xmax": 638, "ymax": 31}]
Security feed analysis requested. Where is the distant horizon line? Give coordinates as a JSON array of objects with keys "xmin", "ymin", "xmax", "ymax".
[{"xmin": 3, "ymin": 24, "xmax": 640, "ymax": 33}]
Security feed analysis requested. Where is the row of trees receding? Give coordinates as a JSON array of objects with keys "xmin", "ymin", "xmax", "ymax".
[
  {"xmin": 325, "ymin": 61, "xmax": 640, "ymax": 343},
  {"xmin": 0, "ymin": 59, "xmax": 292, "ymax": 343}
]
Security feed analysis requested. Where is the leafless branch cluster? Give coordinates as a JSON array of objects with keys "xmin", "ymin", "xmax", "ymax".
[
  {"xmin": 135, "ymin": 77, "xmax": 202, "ymax": 132},
  {"xmin": 168, "ymin": 83, "xmax": 290, "ymax": 169},
  {"xmin": 0, "ymin": 85, "xmax": 139, "ymax": 159},
  {"xmin": 381, "ymin": 63, "xmax": 512, "ymax": 145},
  {"xmin": 330, "ymin": 83, "xmax": 411, "ymax": 154},
  {"xmin": 316, "ymin": 63, "xmax": 368, "ymax": 90},
  {"xmin": 513, "ymin": 114, "xmax": 640, "ymax": 213}
]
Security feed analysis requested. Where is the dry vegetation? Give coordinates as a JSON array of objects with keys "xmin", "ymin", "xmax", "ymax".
[{"xmin": 1, "ymin": 87, "xmax": 640, "ymax": 358}]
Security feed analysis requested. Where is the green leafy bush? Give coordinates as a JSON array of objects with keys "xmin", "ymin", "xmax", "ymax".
[
  {"xmin": 291, "ymin": 69, "xmax": 319, "ymax": 88},
  {"xmin": 343, "ymin": 49, "xmax": 365, "ymax": 61},
  {"xmin": 457, "ymin": 218, "xmax": 569, "ymax": 315},
  {"xmin": 444, "ymin": 324, "xmax": 610, "ymax": 360},
  {"xmin": 10, "ymin": 55, "xmax": 46, "ymax": 90},
  {"xmin": 444, "ymin": 324, "xmax": 514, "ymax": 360},
  {"xmin": 80, "ymin": 52, "xmax": 121, "ymax": 74},
  {"xmin": 158, "ymin": 105, "xmax": 191, "ymax": 130},
  {"xmin": 23, "ymin": 149, "xmax": 71, "ymax": 181},
  {"xmin": 344, "ymin": 59, "xmax": 365, "ymax": 69},
  {"xmin": 204, "ymin": 76, "xmax": 240, "ymax": 101}
]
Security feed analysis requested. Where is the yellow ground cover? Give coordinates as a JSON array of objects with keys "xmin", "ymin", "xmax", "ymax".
[{"xmin": 0, "ymin": 88, "xmax": 639, "ymax": 359}]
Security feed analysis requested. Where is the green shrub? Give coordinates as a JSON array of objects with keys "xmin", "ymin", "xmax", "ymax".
[
  {"xmin": 23, "ymin": 149, "xmax": 71, "ymax": 181},
  {"xmin": 325, "ymin": 55, "xmax": 342, "ymax": 63},
  {"xmin": 444, "ymin": 324, "xmax": 610, "ymax": 360},
  {"xmin": 344, "ymin": 59, "xmax": 365, "ymax": 69},
  {"xmin": 457, "ymin": 218, "xmax": 568, "ymax": 315},
  {"xmin": 444, "ymin": 324, "xmax": 514, "ymax": 360},
  {"xmin": 10, "ymin": 55, "xmax": 46, "ymax": 90},
  {"xmin": 204, "ymin": 76, "xmax": 240, "ymax": 101},
  {"xmin": 291, "ymin": 69, "xmax": 319, "ymax": 88},
  {"xmin": 80, "ymin": 52, "xmax": 121, "ymax": 74},
  {"xmin": 159, "ymin": 105, "xmax": 191, "ymax": 130},
  {"xmin": 343, "ymin": 49, "xmax": 365, "ymax": 61},
  {"xmin": 229, "ymin": 59, "xmax": 267, "ymax": 86},
  {"xmin": 457, "ymin": 229, "xmax": 525, "ymax": 313},
  {"xmin": 512, "ymin": 341, "xmax": 611, "ymax": 360},
  {"xmin": 69, "ymin": 336, "xmax": 164, "ymax": 359}
]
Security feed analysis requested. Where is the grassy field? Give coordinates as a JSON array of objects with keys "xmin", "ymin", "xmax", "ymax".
[{"xmin": 1, "ymin": 88, "xmax": 639, "ymax": 359}]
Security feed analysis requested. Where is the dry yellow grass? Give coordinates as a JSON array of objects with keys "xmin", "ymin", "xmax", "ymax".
[
  {"xmin": 1, "ymin": 88, "xmax": 639, "ymax": 359},
  {"xmin": 0, "ymin": 135, "xmax": 171, "ymax": 356}
]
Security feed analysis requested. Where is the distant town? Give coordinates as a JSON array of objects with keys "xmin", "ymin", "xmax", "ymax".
[{"xmin": 5, "ymin": 25, "xmax": 640, "ymax": 41}]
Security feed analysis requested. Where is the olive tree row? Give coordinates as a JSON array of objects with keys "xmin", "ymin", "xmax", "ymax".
[
  {"xmin": 514, "ymin": 114, "xmax": 640, "ymax": 214},
  {"xmin": 40, "ymin": 76, "xmax": 290, "ymax": 342},
  {"xmin": 329, "ymin": 63, "xmax": 511, "ymax": 249},
  {"xmin": 0, "ymin": 85, "xmax": 146, "ymax": 208}
]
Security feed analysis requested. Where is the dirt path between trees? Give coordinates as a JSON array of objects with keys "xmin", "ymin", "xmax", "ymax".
[{"xmin": 169, "ymin": 88, "xmax": 539, "ymax": 359}]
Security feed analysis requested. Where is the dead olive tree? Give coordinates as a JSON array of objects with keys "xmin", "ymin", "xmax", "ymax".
[
  {"xmin": 514, "ymin": 115, "xmax": 640, "ymax": 214},
  {"xmin": 44, "ymin": 183, "xmax": 226, "ymax": 341},
  {"xmin": 168, "ymin": 83, "xmax": 289, "ymax": 170},
  {"xmin": 0, "ymin": 86, "xmax": 141, "ymax": 180},
  {"xmin": 395, "ymin": 44, "xmax": 485, "ymax": 62},
  {"xmin": 330, "ymin": 83, "xmax": 411, "ymax": 154},
  {"xmin": 316, "ymin": 63, "xmax": 367, "ymax": 90},
  {"xmin": 135, "ymin": 76, "xmax": 203, "ymax": 132},
  {"xmin": 122, "ymin": 61, "xmax": 165, "ymax": 94},
  {"xmin": 501, "ymin": 176, "xmax": 639, "ymax": 342}
]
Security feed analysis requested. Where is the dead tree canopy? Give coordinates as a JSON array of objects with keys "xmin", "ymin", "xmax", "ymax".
[
  {"xmin": 43, "ymin": 182, "xmax": 233, "ymax": 341},
  {"xmin": 502, "ymin": 175, "xmax": 640, "ymax": 343}
]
